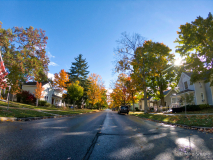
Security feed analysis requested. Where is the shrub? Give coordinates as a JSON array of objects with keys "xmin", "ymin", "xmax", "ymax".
[
  {"xmin": 38, "ymin": 100, "xmax": 47, "ymax": 106},
  {"xmin": 44, "ymin": 102, "xmax": 51, "ymax": 107},
  {"xmin": 180, "ymin": 105, "xmax": 200, "ymax": 111},
  {"xmin": 135, "ymin": 107, "xmax": 140, "ymax": 111},
  {"xmin": 199, "ymin": 104, "xmax": 210, "ymax": 110},
  {"xmin": 16, "ymin": 91, "xmax": 36, "ymax": 104}
]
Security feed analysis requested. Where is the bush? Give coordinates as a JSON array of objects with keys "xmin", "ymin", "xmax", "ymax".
[
  {"xmin": 199, "ymin": 104, "xmax": 210, "ymax": 110},
  {"xmin": 38, "ymin": 100, "xmax": 47, "ymax": 106},
  {"xmin": 16, "ymin": 91, "xmax": 36, "ymax": 104},
  {"xmin": 180, "ymin": 105, "xmax": 200, "ymax": 111},
  {"xmin": 135, "ymin": 107, "xmax": 140, "ymax": 111},
  {"xmin": 45, "ymin": 102, "xmax": 52, "ymax": 107}
]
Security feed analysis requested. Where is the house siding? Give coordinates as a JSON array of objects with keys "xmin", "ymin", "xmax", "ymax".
[
  {"xmin": 205, "ymin": 82, "xmax": 213, "ymax": 105},
  {"xmin": 194, "ymin": 81, "xmax": 207, "ymax": 105}
]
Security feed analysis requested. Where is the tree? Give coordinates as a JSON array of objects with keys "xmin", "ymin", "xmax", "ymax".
[
  {"xmin": 87, "ymin": 73, "xmax": 104, "ymax": 109},
  {"xmin": 144, "ymin": 42, "xmax": 175, "ymax": 106},
  {"xmin": 0, "ymin": 60, "xmax": 7, "ymax": 89},
  {"xmin": 67, "ymin": 81, "xmax": 84, "ymax": 110},
  {"xmin": 54, "ymin": 69, "xmax": 69, "ymax": 90},
  {"xmin": 175, "ymin": 13, "xmax": 213, "ymax": 86},
  {"xmin": 34, "ymin": 82, "xmax": 45, "ymax": 106},
  {"xmin": 110, "ymin": 73, "xmax": 131, "ymax": 108},
  {"xmin": 68, "ymin": 54, "xmax": 90, "ymax": 105},
  {"xmin": 0, "ymin": 22, "xmax": 49, "ymax": 84},
  {"xmin": 125, "ymin": 76, "xmax": 138, "ymax": 111}
]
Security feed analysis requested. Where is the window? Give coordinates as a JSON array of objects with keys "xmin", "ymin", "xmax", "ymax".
[
  {"xmin": 184, "ymin": 81, "xmax": 188, "ymax": 89},
  {"xmin": 190, "ymin": 81, "xmax": 193, "ymax": 85}
]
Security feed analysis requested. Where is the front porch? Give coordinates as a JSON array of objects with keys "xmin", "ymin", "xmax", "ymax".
[
  {"xmin": 52, "ymin": 95, "xmax": 65, "ymax": 107},
  {"xmin": 170, "ymin": 89, "xmax": 195, "ymax": 109}
]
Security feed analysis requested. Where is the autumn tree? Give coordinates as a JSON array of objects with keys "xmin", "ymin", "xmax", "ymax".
[
  {"xmin": 67, "ymin": 81, "xmax": 84, "ymax": 110},
  {"xmin": 87, "ymin": 73, "xmax": 104, "ymax": 109},
  {"xmin": 54, "ymin": 69, "xmax": 69, "ymax": 90},
  {"xmin": 0, "ymin": 60, "xmax": 7, "ymax": 90},
  {"xmin": 115, "ymin": 32, "xmax": 176, "ymax": 113},
  {"xmin": 34, "ymin": 82, "xmax": 45, "ymax": 106},
  {"xmin": 110, "ymin": 73, "xmax": 132, "ymax": 108},
  {"xmin": 0, "ymin": 22, "xmax": 49, "ymax": 85},
  {"xmin": 125, "ymin": 76, "xmax": 139, "ymax": 111},
  {"xmin": 175, "ymin": 13, "xmax": 213, "ymax": 85},
  {"xmin": 68, "ymin": 54, "xmax": 90, "ymax": 105}
]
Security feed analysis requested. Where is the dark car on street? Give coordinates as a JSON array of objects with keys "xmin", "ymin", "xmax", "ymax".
[{"xmin": 118, "ymin": 106, "xmax": 129, "ymax": 115}]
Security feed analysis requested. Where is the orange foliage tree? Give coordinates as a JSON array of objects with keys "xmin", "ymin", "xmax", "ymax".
[
  {"xmin": 54, "ymin": 69, "xmax": 69, "ymax": 90},
  {"xmin": 34, "ymin": 82, "xmax": 45, "ymax": 106},
  {"xmin": 87, "ymin": 73, "xmax": 105, "ymax": 109},
  {"xmin": 110, "ymin": 73, "xmax": 132, "ymax": 109}
]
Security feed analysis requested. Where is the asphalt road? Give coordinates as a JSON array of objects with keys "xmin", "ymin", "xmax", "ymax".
[{"xmin": 0, "ymin": 110, "xmax": 213, "ymax": 160}]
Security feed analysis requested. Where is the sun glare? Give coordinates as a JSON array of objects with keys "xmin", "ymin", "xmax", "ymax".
[{"xmin": 174, "ymin": 58, "xmax": 182, "ymax": 66}]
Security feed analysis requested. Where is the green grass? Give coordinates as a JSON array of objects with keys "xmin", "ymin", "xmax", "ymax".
[
  {"xmin": 0, "ymin": 101, "xmax": 64, "ymax": 110},
  {"xmin": 130, "ymin": 112, "xmax": 213, "ymax": 127},
  {"xmin": 0, "ymin": 107, "xmax": 53, "ymax": 118},
  {"xmin": 0, "ymin": 100, "xmax": 98, "ymax": 117}
]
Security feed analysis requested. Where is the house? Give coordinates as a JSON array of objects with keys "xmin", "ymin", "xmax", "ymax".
[
  {"xmin": 138, "ymin": 89, "xmax": 177, "ymax": 111},
  {"xmin": 22, "ymin": 82, "xmax": 64, "ymax": 107},
  {"xmin": 170, "ymin": 72, "xmax": 213, "ymax": 108}
]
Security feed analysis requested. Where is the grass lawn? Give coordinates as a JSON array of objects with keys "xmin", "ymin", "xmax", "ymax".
[
  {"xmin": 0, "ymin": 100, "xmax": 99, "ymax": 117},
  {"xmin": 130, "ymin": 112, "xmax": 213, "ymax": 127},
  {"xmin": 0, "ymin": 107, "xmax": 53, "ymax": 118},
  {"xmin": 0, "ymin": 101, "xmax": 66, "ymax": 110}
]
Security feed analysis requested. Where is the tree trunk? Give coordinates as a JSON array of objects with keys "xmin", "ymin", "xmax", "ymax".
[
  {"xmin": 36, "ymin": 99, "xmax": 38, "ymax": 106},
  {"xmin": 143, "ymin": 85, "xmax": 148, "ymax": 113},
  {"xmin": 12, "ymin": 94, "xmax": 14, "ymax": 102}
]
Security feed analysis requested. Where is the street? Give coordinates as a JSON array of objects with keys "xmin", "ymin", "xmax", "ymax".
[{"xmin": 0, "ymin": 110, "xmax": 213, "ymax": 160}]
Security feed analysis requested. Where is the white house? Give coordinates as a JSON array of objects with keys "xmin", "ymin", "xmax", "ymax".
[
  {"xmin": 170, "ymin": 72, "xmax": 213, "ymax": 108},
  {"xmin": 138, "ymin": 89, "xmax": 177, "ymax": 111},
  {"xmin": 22, "ymin": 82, "xmax": 64, "ymax": 107}
]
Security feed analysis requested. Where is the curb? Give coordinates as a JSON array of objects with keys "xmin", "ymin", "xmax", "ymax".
[{"xmin": 131, "ymin": 115, "xmax": 213, "ymax": 132}]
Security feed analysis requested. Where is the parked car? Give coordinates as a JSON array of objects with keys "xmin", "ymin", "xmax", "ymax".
[
  {"xmin": 118, "ymin": 106, "xmax": 129, "ymax": 115},
  {"xmin": 112, "ymin": 108, "xmax": 116, "ymax": 111}
]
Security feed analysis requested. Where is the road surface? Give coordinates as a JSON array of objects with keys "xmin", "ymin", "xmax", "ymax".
[{"xmin": 0, "ymin": 110, "xmax": 213, "ymax": 160}]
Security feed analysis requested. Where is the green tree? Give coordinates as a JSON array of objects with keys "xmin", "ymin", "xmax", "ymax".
[
  {"xmin": 175, "ymin": 13, "xmax": 213, "ymax": 85},
  {"xmin": 68, "ymin": 54, "xmax": 89, "ymax": 106},
  {"xmin": 0, "ymin": 22, "xmax": 49, "ymax": 84},
  {"xmin": 67, "ymin": 81, "xmax": 84, "ymax": 110}
]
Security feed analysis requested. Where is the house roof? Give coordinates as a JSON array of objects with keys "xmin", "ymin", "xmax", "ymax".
[
  {"xmin": 163, "ymin": 89, "xmax": 171, "ymax": 96},
  {"xmin": 23, "ymin": 82, "xmax": 49, "ymax": 86},
  {"xmin": 176, "ymin": 89, "xmax": 195, "ymax": 95},
  {"xmin": 183, "ymin": 72, "xmax": 193, "ymax": 77},
  {"xmin": 52, "ymin": 94, "xmax": 63, "ymax": 99}
]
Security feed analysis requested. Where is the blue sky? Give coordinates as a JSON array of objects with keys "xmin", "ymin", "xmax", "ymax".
[{"xmin": 0, "ymin": 0, "xmax": 212, "ymax": 89}]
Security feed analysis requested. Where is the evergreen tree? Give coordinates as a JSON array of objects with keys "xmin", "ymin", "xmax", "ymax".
[{"xmin": 68, "ymin": 54, "xmax": 89, "ymax": 106}]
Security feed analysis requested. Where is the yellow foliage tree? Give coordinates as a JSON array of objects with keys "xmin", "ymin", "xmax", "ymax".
[
  {"xmin": 87, "ymin": 73, "xmax": 104, "ymax": 109},
  {"xmin": 34, "ymin": 82, "xmax": 45, "ymax": 106},
  {"xmin": 54, "ymin": 69, "xmax": 69, "ymax": 90}
]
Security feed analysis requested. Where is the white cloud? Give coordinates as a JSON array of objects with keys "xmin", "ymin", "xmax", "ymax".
[
  {"xmin": 48, "ymin": 73, "xmax": 55, "ymax": 80},
  {"xmin": 47, "ymin": 51, "xmax": 55, "ymax": 58},
  {"xmin": 49, "ymin": 62, "xmax": 58, "ymax": 66}
]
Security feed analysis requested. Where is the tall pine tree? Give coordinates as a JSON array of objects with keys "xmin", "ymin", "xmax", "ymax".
[{"xmin": 68, "ymin": 54, "xmax": 89, "ymax": 107}]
